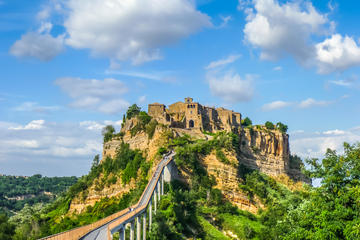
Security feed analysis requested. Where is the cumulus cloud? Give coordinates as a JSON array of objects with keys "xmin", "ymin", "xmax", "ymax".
[
  {"xmin": 9, "ymin": 31, "xmax": 64, "ymax": 61},
  {"xmin": 55, "ymin": 77, "xmax": 129, "ymax": 114},
  {"xmin": 290, "ymin": 127, "xmax": 360, "ymax": 159},
  {"xmin": 0, "ymin": 119, "xmax": 119, "ymax": 176},
  {"xmin": 207, "ymin": 72, "xmax": 254, "ymax": 103},
  {"xmin": 262, "ymin": 100, "xmax": 292, "ymax": 111},
  {"xmin": 9, "ymin": 120, "xmax": 45, "ymax": 130},
  {"xmin": 205, "ymin": 54, "xmax": 241, "ymax": 69},
  {"xmin": 64, "ymin": 0, "xmax": 211, "ymax": 64},
  {"xmin": 316, "ymin": 34, "xmax": 360, "ymax": 74},
  {"xmin": 205, "ymin": 54, "xmax": 254, "ymax": 103},
  {"xmin": 243, "ymin": 0, "xmax": 328, "ymax": 63},
  {"xmin": 242, "ymin": 0, "xmax": 360, "ymax": 73}
]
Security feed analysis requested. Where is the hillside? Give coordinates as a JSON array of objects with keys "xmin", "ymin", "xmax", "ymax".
[
  {"xmin": 0, "ymin": 174, "xmax": 78, "ymax": 216},
  {"xmin": 2, "ymin": 99, "xmax": 360, "ymax": 240}
]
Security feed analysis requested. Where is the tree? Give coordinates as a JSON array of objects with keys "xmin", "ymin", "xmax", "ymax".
[
  {"xmin": 241, "ymin": 117, "xmax": 252, "ymax": 127},
  {"xmin": 126, "ymin": 104, "xmax": 141, "ymax": 119},
  {"xmin": 102, "ymin": 125, "xmax": 115, "ymax": 143},
  {"xmin": 0, "ymin": 214, "xmax": 15, "ymax": 240},
  {"xmin": 276, "ymin": 122, "xmax": 288, "ymax": 133},
  {"xmin": 264, "ymin": 121, "xmax": 275, "ymax": 130},
  {"xmin": 272, "ymin": 142, "xmax": 360, "ymax": 239},
  {"xmin": 91, "ymin": 154, "xmax": 100, "ymax": 170}
]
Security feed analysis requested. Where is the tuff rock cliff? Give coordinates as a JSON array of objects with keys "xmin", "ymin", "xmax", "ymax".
[{"xmin": 97, "ymin": 117, "xmax": 307, "ymax": 213}]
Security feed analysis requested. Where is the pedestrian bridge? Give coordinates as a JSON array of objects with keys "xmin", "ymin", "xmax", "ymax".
[{"xmin": 40, "ymin": 151, "xmax": 177, "ymax": 240}]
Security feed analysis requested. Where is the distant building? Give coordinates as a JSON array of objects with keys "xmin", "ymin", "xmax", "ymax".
[{"xmin": 148, "ymin": 97, "xmax": 242, "ymax": 132}]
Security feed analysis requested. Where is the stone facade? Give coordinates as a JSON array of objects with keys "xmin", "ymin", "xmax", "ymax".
[{"xmin": 148, "ymin": 97, "xmax": 242, "ymax": 132}]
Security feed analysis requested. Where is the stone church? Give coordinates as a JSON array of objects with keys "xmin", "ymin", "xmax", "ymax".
[{"xmin": 148, "ymin": 97, "xmax": 242, "ymax": 132}]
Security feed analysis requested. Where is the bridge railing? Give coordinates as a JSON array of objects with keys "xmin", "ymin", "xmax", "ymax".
[{"xmin": 106, "ymin": 155, "xmax": 172, "ymax": 235}]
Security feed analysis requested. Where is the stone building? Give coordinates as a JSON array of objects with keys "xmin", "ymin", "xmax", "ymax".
[{"xmin": 148, "ymin": 97, "xmax": 242, "ymax": 133}]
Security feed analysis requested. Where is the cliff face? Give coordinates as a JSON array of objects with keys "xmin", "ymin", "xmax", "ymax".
[{"xmin": 239, "ymin": 128, "xmax": 290, "ymax": 176}]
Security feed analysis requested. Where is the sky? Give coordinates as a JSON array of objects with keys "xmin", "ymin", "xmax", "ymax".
[{"xmin": 1, "ymin": 0, "xmax": 360, "ymax": 177}]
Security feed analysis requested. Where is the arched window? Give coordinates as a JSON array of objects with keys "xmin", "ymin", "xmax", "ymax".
[{"xmin": 189, "ymin": 120, "xmax": 194, "ymax": 128}]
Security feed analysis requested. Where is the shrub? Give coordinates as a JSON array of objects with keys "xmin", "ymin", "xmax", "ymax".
[
  {"xmin": 102, "ymin": 125, "xmax": 115, "ymax": 143},
  {"xmin": 276, "ymin": 122, "xmax": 288, "ymax": 133},
  {"xmin": 241, "ymin": 117, "xmax": 252, "ymax": 127},
  {"xmin": 126, "ymin": 104, "xmax": 141, "ymax": 119},
  {"xmin": 264, "ymin": 121, "xmax": 275, "ymax": 130}
]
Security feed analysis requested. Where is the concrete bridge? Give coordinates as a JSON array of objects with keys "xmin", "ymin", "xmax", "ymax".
[{"xmin": 40, "ymin": 151, "xmax": 177, "ymax": 240}]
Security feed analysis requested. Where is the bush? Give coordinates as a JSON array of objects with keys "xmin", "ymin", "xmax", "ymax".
[
  {"xmin": 102, "ymin": 125, "xmax": 115, "ymax": 143},
  {"xmin": 276, "ymin": 122, "xmax": 288, "ymax": 133},
  {"xmin": 241, "ymin": 117, "xmax": 252, "ymax": 127},
  {"xmin": 126, "ymin": 104, "xmax": 141, "ymax": 119},
  {"xmin": 264, "ymin": 121, "xmax": 275, "ymax": 130}
]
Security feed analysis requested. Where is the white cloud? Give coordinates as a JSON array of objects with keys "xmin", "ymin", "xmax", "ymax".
[
  {"xmin": 262, "ymin": 97, "xmax": 335, "ymax": 111},
  {"xmin": 262, "ymin": 100, "xmax": 292, "ymax": 111},
  {"xmin": 323, "ymin": 129, "xmax": 345, "ymax": 135},
  {"xmin": 10, "ymin": 31, "xmax": 64, "ymax": 61},
  {"xmin": 80, "ymin": 120, "xmax": 122, "ymax": 131},
  {"xmin": 138, "ymin": 95, "xmax": 147, "ymax": 104},
  {"xmin": 243, "ymin": 0, "xmax": 328, "ymax": 63},
  {"xmin": 298, "ymin": 98, "xmax": 332, "ymax": 108},
  {"xmin": 207, "ymin": 71, "xmax": 254, "ymax": 103},
  {"xmin": 64, "ymin": 0, "xmax": 211, "ymax": 64},
  {"xmin": 273, "ymin": 66, "xmax": 282, "ymax": 71},
  {"xmin": 9, "ymin": 120, "xmax": 45, "ymax": 130},
  {"xmin": 0, "ymin": 119, "xmax": 119, "ymax": 176},
  {"xmin": 13, "ymin": 102, "xmax": 60, "ymax": 113},
  {"xmin": 106, "ymin": 70, "xmax": 176, "ymax": 83},
  {"xmin": 205, "ymin": 54, "xmax": 241, "ymax": 69},
  {"xmin": 290, "ymin": 127, "xmax": 360, "ymax": 159},
  {"xmin": 55, "ymin": 77, "xmax": 129, "ymax": 114},
  {"xmin": 316, "ymin": 34, "xmax": 360, "ymax": 74},
  {"xmin": 217, "ymin": 15, "xmax": 232, "ymax": 28}
]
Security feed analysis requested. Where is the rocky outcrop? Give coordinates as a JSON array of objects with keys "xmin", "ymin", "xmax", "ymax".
[
  {"xmin": 239, "ymin": 127, "xmax": 290, "ymax": 177},
  {"xmin": 202, "ymin": 152, "xmax": 263, "ymax": 213}
]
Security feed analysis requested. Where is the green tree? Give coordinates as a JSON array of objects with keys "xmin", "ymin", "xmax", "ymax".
[
  {"xmin": 264, "ymin": 121, "xmax": 275, "ymax": 130},
  {"xmin": 102, "ymin": 125, "xmax": 115, "ymax": 143},
  {"xmin": 276, "ymin": 122, "xmax": 288, "ymax": 133},
  {"xmin": 272, "ymin": 142, "xmax": 360, "ymax": 239},
  {"xmin": 241, "ymin": 117, "xmax": 252, "ymax": 127},
  {"xmin": 0, "ymin": 214, "xmax": 15, "ymax": 240},
  {"xmin": 91, "ymin": 154, "xmax": 100, "ymax": 171},
  {"xmin": 126, "ymin": 104, "xmax": 141, "ymax": 119}
]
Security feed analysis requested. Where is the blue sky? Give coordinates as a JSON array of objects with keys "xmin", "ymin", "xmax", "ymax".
[{"xmin": 1, "ymin": 0, "xmax": 360, "ymax": 176}]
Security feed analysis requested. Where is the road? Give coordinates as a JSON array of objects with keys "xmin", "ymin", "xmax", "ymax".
[{"xmin": 80, "ymin": 151, "xmax": 174, "ymax": 240}]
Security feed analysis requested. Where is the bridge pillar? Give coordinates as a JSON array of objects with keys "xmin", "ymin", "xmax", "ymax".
[
  {"xmin": 136, "ymin": 216, "xmax": 141, "ymax": 240},
  {"xmin": 143, "ymin": 211, "xmax": 147, "ymax": 240},
  {"xmin": 149, "ymin": 200, "xmax": 152, "ymax": 230},
  {"xmin": 161, "ymin": 171, "xmax": 164, "ymax": 195},
  {"xmin": 130, "ymin": 220, "xmax": 135, "ymax": 240},
  {"xmin": 157, "ymin": 182, "xmax": 161, "ymax": 200},
  {"xmin": 119, "ymin": 227, "xmax": 125, "ymax": 240},
  {"xmin": 154, "ymin": 192, "xmax": 157, "ymax": 213}
]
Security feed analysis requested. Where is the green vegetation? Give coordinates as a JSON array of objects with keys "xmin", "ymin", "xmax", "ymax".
[
  {"xmin": 241, "ymin": 117, "xmax": 252, "ymax": 127},
  {"xmin": 0, "ymin": 174, "xmax": 77, "ymax": 215},
  {"xmin": 264, "ymin": 121, "xmax": 275, "ymax": 130},
  {"xmin": 5, "ymin": 143, "xmax": 152, "ymax": 239},
  {"xmin": 149, "ymin": 132, "xmax": 262, "ymax": 239},
  {"xmin": 126, "ymin": 104, "xmax": 141, "ymax": 119},
  {"xmin": 102, "ymin": 125, "xmax": 116, "ymax": 143},
  {"xmin": 0, "ymin": 214, "xmax": 15, "ymax": 240},
  {"xmin": 276, "ymin": 122, "xmax": 288, "ymax": 133}
]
